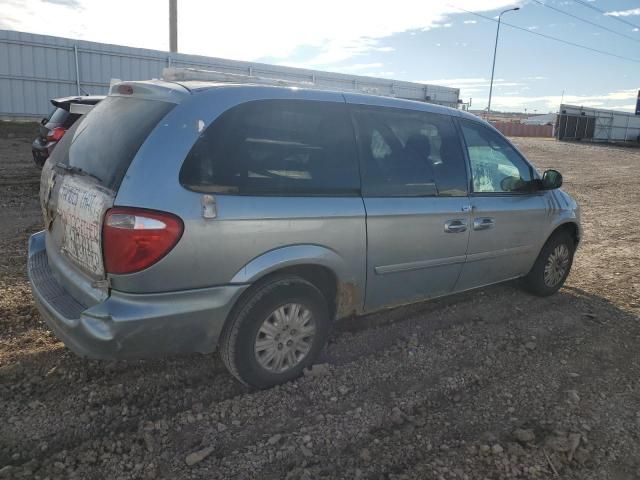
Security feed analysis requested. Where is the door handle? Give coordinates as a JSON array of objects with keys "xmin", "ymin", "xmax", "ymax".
[
  {"xmin": 473, "ymin": 217, "xmax": 495, "ymax": 231},
  {"xmin": 444, "ymin": 219, "xmax": 468, "ymax": 233}
]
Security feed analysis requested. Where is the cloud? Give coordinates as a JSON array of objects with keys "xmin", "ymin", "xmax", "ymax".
[
  {"xmin": 42, "ymin": 0, "xmax": 83, "ymax": 7},
  {"xmin": 604, "ymin": 8, "xmax": 640, "ymax": 17},
  {"xmin": 330, "ymin": 62, "xmax": 384, "ymax": 72},
  {"xmin": 419, "ymin": 77, "xmax": 487, "ymax": 85},
  {"xmin": 418, "ymin": 77, "xmax": 524, "ymax": 88},
  {"xmin": 0, "ymin": 0, "xmax": 522, "ymax": 64},
  {"xmin": 472, "ymin": 88, "xmax": 639, "ymax": 111},
  {"xmin": 0, "ymin": 14, "xmax": 19, "ymax": 29},
  {"xmin": 463, "ymin": 20, "xmax": 477, "ymax": 24}
]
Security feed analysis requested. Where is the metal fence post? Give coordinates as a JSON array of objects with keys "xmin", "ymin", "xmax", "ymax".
[
  {"xmin": 624, "ymin": 115, "xmax": 630, "ymax": 142},
  {"xmin": 74, "ymin": 44, "xmax": 81, "ymax": 95}
]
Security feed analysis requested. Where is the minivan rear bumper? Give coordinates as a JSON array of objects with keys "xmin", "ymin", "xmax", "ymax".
[{"xmin": 28, "ymin": 231, "xmax": 247, "ymax": 359}]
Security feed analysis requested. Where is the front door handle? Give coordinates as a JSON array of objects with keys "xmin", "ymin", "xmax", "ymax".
[
  {"xmin": 444, "ymin": 219, "xmax": 468, "ymax": 233},
  {"xmin": 473, "ymin": 217, "xmax": 495, "ymax": 231}
]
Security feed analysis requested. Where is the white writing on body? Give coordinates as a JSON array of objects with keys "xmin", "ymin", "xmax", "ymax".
[{"xmin": 58, "ymin": 179, "xmax": 105, "ymax": 275}]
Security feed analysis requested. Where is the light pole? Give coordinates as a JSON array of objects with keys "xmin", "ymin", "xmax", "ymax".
[
  {"xmin": 486, "ymin": 7, "xmax": 519, "ymax": 118},
  {"xmin": 169, "ymin": 0, "xmax": 178, "ymax": 53}
]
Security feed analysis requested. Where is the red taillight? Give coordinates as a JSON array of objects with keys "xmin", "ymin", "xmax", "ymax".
[
  {"xmin": 102, "ymin": 208, "xmax": 184, "ymax": 275},
  {"xmin": 46, "ymin": 127, "xmax": 66, "ymax": 142}
]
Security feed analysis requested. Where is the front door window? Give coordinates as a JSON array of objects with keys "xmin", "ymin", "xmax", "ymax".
[{"xmin": 461, "ymin": 120, "xmax": 533, "ymax": 193}]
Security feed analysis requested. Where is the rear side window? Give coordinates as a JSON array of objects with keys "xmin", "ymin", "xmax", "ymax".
[
  {"xmin": 180, "ymin": 100, "xmax": 360, "ymax": 196},
  {"xmin": 50, "ymin": 96, "xmax": 174, "ymax": 190},
  {"xmin": 352, "ymin": 106, "xmax": 467, "ymax": 197}
]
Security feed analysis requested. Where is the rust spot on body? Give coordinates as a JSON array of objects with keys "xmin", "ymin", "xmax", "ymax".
[{"xmin": 336, "ymin": 281, "xmax": 359, "ymax": 319}]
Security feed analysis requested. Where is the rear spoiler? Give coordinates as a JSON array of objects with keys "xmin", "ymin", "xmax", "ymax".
[{"xmin": 50, "ymin": 96, "xmax": 105, "ymax": 112}]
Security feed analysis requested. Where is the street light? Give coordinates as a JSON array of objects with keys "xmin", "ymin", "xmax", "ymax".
[{"xmin": 486, "ymin": 7, "xmax": 519, "ymax": 118}]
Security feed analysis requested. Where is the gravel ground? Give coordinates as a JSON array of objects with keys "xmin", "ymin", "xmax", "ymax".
[{"xmin": 0, "ymin": 124, "xmax": 639, "ymax": 480}]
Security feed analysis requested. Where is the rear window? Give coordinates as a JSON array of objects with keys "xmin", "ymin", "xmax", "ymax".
[
  {"xmin": 47, "ymin": 107, "xmax": 69, "ymax": 125},
  {"xmin": 50, "ymin": 96, "xmax": 174, "ymax": 190},
  {"xmin": 179, "ymin": 99, "xmax": 360, "ymax": 196}
]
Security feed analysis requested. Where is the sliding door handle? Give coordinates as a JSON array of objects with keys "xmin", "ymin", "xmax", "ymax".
[
  {"xmin": 444, "ymin": 219, "xmax": 468, "ymax": 233},
  {"xmin": 473, "ymin": 217, "xmax": 495, "ymax": 231}
]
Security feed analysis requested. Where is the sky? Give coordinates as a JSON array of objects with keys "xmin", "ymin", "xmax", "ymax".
[{"xmin": 1, "ymin": 0, "xmax": 640, "ymax": 113}]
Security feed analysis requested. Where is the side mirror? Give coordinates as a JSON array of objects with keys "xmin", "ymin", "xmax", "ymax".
[
  {"xmin": 541, "ymin": 169, "xmax": 563, "ymax": 190},
  {"xmin": 40, "ymin": 117, "xmax": 48, "ymax": 125}
]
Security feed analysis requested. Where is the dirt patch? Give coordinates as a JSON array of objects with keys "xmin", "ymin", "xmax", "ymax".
[{"xmin": 0, "ymin": 136, "xmax": 639, "ymax": 479}]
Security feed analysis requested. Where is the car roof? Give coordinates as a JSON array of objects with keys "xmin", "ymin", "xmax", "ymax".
[
  {"xmin": 169, "ymin": 80, "xmax": 468, "ymax": 118},
  {"xmin": 119, "ymin": 79, "xmax": 485, "ymax": 125}
]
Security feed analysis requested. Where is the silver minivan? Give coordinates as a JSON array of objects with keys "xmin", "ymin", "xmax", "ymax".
[{"xmin": 28, "ymin": 80, "xmax": 580, "ymax": 388}]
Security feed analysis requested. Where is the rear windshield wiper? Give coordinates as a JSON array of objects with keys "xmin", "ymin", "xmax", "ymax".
[{"xmin": 55, "ymin": 162, "xmax": 103, "ymax": 183}]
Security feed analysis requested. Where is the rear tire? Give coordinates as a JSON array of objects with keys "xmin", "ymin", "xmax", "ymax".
[
  {"xmin": 219, "ymin": 275, "xmax": 330, "ymax": 389},
  {"xmin": 523, "ymin": 231, "xmax": 575, "ymax": 297}
]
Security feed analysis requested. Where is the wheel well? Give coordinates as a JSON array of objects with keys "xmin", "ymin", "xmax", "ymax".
[
  {"xmin": 239, "ymin": 265, "xmax": 339, "ymax": 320},
  {"xmin": 551, "ymin": 222, "xmax": 580, "ymax": 247},
  {"xmin": 280, "ymin": 265, "xmax": 338, "ymax": 319}
]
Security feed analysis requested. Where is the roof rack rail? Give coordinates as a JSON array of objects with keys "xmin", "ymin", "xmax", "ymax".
[
  {"xmin": 163, "ymin": 67, "xmax": 315, "ymax": 88},
  {"xmin": 162, "ymin": 67, "xmax": 460, "ymax": 107}
]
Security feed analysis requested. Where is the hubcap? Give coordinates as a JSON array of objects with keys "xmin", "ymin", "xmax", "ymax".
[
  {"xmin": 543, "ymin": 244, "xmax": 570, "ymax": 287},
  {"xmin": 254, "ymin": 303, "xmax": 316, "ymax": 373}
]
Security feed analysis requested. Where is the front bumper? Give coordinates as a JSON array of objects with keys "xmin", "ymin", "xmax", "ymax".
[{"xmin": 27, "ymin": 231, "xmax": 248, "ymax": 360}]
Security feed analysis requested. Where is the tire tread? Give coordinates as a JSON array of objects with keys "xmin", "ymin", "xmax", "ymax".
[
  {"xmin": 523, "ymin": 231, "xmax": 574, "ymax": 297},
  {"xmin": 219, "ymin": 275, "xmax": 322, "ymax": 387}
]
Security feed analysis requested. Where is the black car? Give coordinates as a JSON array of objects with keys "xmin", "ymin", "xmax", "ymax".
[{"xmin": 32, "ymin": 95, "xmax": 104, "ymax": 167}]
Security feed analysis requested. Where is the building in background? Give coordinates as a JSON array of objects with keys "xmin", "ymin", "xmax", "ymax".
[
  {"xmin": 0, "ymin": 29, "xmax": 460, "ymax": 121},
  {"xmin": 557, "ymin": 104, "xmax": 640, "ymax": 143},
  {"xmin": 522, "ymin": 113, "xmax": 556, "ymax": 126}
]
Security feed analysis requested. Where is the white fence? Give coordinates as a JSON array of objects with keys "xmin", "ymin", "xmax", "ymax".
[{"xmin": 0, "ymin": 29, "xmax": 460, "ymax": 120}]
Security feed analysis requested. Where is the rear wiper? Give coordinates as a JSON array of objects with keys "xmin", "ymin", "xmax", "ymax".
[{"xmin": 55, "ymin": 162, "xmax": 103, "ymax": 183}]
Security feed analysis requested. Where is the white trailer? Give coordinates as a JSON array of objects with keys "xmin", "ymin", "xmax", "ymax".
[{"xmin": 557, "ymin": 104, "xmax": 640, "ymax": 143}]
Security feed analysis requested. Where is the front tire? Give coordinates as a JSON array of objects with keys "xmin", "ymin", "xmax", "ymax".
[
  {"xmin": 523, "ymin": 231, "xmax": 575, "ymax": 297},
  {"xmin": 219, "ymin": 275, "xmax": 330, "ymax": 388}
]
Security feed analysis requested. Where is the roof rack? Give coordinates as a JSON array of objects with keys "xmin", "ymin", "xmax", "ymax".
[
  {"xmin": 162, "ymin": 67, "xmax": 460, "ymax": 107},
  {"xmin": 163, "ymin": 67, "xmax": 315, "ymax": 88}
]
